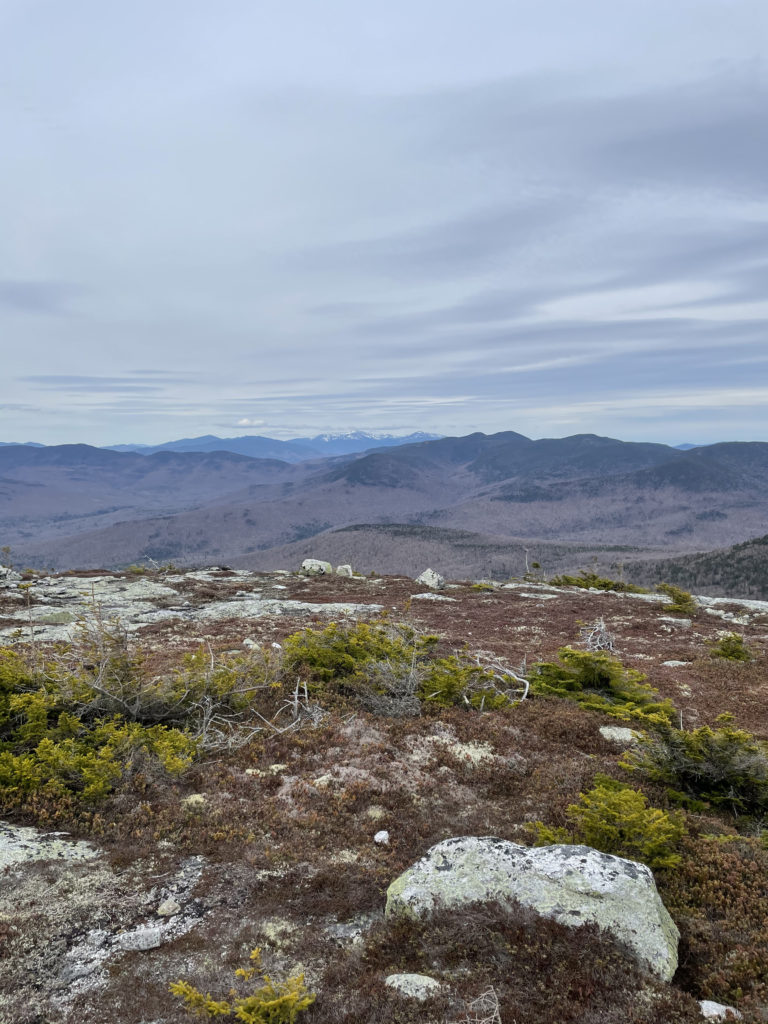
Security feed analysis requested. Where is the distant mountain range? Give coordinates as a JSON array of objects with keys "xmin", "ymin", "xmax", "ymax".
[
  {"xmin": 1, "ymin": 430, "xmax": 767, "ymax": 594},
  {"xmin": 104, "ymin": 430, "xmax": 443, "ymax": 462}
]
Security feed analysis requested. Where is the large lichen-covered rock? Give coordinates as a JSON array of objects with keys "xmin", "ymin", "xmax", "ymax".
[
  {"xmin": 415, "ymin": 568, "xmax": 445, "ymax": 590},
  {"xmin": 385, "ymin": 836, "xmax": 679, "ymax": 980},
  {"xmin": 301, "ymin": 558, "xmax": 333, "ymax": 575}
]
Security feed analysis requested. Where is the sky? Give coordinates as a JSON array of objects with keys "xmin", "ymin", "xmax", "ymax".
[{"xmin": 1, "ymin": 0, "xmax": 766, "ymax": 447}]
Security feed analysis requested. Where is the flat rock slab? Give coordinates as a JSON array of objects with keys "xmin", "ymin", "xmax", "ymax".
[
  {"xmin": 195, "ymin": 598, "xmax": 383, "ymax": 620},
  {"xmin": 386, "ymin": 836, "xmax": 679, "ymax": 980},
  {"xmin": 0, "ymin": 821, "xmax": 99, "ymax": 869},
  {"xmin": 0, "ymin": 569, "xmax": 385, "ymax": 645}
]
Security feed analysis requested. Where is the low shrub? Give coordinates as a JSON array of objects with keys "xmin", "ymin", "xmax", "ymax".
[
  {"xmin": 418, "ymin": 655, "xmax": 509, "ymax": 709},
  {"xmin": 283, "ymin": 621, "xmax": 437, "ymax": 688},
  {"xmin": 283, "ymin": 622, "xmax": 520, "ymax": 711},
  {"xmin": 656, "ymin": 583, "xmax": 698, "ymax": 616},
  {"xmin": 625, "ymin": 715, "xmax": 768, "ymax": 818},
  {"xmin": 171, "ymin": 947, "xmax": 315, "ymax": 1022},
  {"xmin": 66, "ymin": 614, "xmax": 283, "ymax": 730},
  {"xmin": 549, "ymin": 571, "xmax": 648, "ymax": 594},
  {"xmin": 709, "ymin": 633, "xmax": 753, "ymax": 662},
  {"xmin": 0, "ymin": 648, "xmax": 196, "ymax": 809},
  {"xmin": 0, "ymin": 627, "xmax": 289, "ymax": 812},
  {"xmin": 333, "ymin": 900, "xmax": 703, "ymax": 1024},
  {"xmin": 530, "ymin": 648, "xmax": 676, "ymax": 727},
  {"xmin": 530, "ymin": 774, "xmax": 687, "ymax": 870}
]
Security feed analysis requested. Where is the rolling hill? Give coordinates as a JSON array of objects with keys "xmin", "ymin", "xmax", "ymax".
[{"xmin": 2, "ymin": 431, "xmax": 768, "ymax": 591}]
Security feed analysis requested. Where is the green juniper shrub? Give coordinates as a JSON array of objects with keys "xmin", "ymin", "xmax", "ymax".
[
  {"xmin": 418, "ymin": 655, "xmax": 507, "ymax": 709},
  {"xmin": 0, "ymin": 630, "xmax": 291, "ymax": 814},
  {"xmin": 709, "ymin": 633, "xmax": 753, "ymax": 662},
  {"xmin": 530, "ymin": 647, "xmax": 676, "ymax": 727},
  {"xmin": 282, "ymin": 621, "xmax": 437, "ymax": 690},
  {"xmin": 171, "ymin": 947, "xmax": 315, "ymax": 1023},
  {"xmin": 530, "ymin": 773, "xmax": 687, "ymax": 870},
  {"xmin": 0, "ymin": 648, "xmax": 196, "ymax": 810},
  {"xmin": 549, "ymin": 570, "xmax": 648, "ymax": 594},
  {"xmin": 656, "ymin": 583, "xmax": 698, "ymax": 616},
  {"xmin": 624, "ymin": 714, "xmax": 768, "ymax": 818},
  {"xmin": 282, "ymin": 621, "xmax": 516, "ymax": 711}
]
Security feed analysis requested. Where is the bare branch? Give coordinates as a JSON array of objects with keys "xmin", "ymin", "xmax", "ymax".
[
  {"xmin": 449, "ymin": 987, "xmax": 502, "ymax": 1024},
  {"xmin": 468, "ymin": 650, "xmax": 530, "ymax": 704},
  {"xmin": 579, "ymin": 617, "xmax": 616, "ymax": 653}
]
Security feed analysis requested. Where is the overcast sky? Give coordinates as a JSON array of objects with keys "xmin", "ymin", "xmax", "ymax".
[{"xmin": 1, "ymin": 0, "xmax": 766, "ymax": 446}]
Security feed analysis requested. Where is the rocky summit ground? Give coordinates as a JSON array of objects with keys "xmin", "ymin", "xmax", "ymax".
[{"xmin": 1, "ymin": 563, "xmax": 767, "ymax": 1023}]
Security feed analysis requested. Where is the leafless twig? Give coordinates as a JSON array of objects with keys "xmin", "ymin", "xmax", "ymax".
[
  {"xmin": 579, "ymin": 617, "xmax": 616, "ymax": 653},
  {"xmin": 448, "ymin": 987, "xmax": 502, "ymax": 1024},
  {"xmin": 468, "ymin": 651, "xmax": 529, "ymax": 704}
]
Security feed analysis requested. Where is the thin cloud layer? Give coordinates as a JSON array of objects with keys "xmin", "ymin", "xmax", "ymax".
[{"xmin": 0, "ymin": 1, "xmax": 766, "ymax": 445}]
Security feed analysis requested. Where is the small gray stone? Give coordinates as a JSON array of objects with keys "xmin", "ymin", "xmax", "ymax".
[
  {"xmin": 385, "ymin": 973, "xmax": 443, "ymax": 1001},
  {"xmin": 336, "ymin": 564, "xmax": 354, "ymax": 577},
  {"xmin": 117, "ymin": 927, "xmax": 163, "ymax": 952},
  {"xmin": 699, "ymin": 999, "xmax": 742, "ymax": 1019},
  {"xmin": 662, "ymin": 660, "xmax": 690, "ymax": 667},
  {"xmin": 599, "ymin": 725, "xmax": 639, "ymax": 745},
  {"xmin": 157, "ymin": 898, "xmax": 181, "ymax": 917},
  {"xmin": 374, "ymin": 830, "xmax": 390, "ymax": 845}
]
